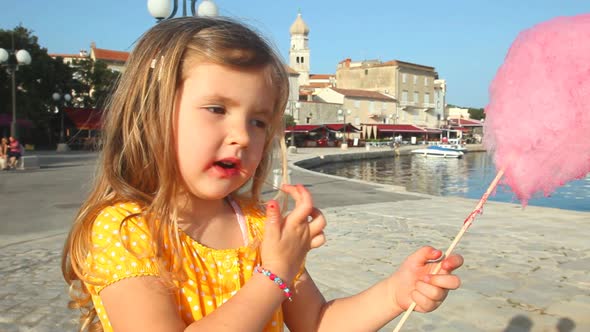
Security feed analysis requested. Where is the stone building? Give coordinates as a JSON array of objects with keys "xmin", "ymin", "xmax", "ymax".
[
  {"xmin": 313, "ymin": 87, "xmax": 397, "ymax": 126},
  {"xmin": 50, "ymin": 42, "xmax": 129, "ymax": 73},
  {"xmin": 335, "ymin": 58, "xmax": 445, "ymax": 128}
]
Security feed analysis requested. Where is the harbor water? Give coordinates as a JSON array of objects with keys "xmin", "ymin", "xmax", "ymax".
[{"xmin": 309, "ymin": 151, "xmax": 590, "ymax": 212}]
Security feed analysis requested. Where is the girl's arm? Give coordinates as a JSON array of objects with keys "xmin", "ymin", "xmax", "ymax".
[
  {"xmin": 284, "ymin": 248, "xmax": 463, "ymax": 332},
  {"xmin": 100, "ymin": 272, "xmax": 289, "ymax": 332},
  {"xmin": 101, "ymin": 184, "xmax": 323, "ymax": 332}
]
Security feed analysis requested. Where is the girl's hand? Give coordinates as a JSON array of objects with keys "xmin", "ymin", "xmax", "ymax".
[
  {"xmin": 261, "ymin": 184, "xmax": 326, "ymax": 282},
  {"xmin": 389, "ymin": 246, "xmax": 463, "ymax": 313}
]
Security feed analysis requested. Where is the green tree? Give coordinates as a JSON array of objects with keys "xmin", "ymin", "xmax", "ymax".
[
  {"xmin": 468, "ymin": 107, "xmax": 485, "ymax": 120},
  {"xmin": 284, "ymin": 113, "xmax": 296, "ymax": 128},
  {"xmin": 0, "ymin": 25, "xmax": 76, "ymax": 143},
  {"xmin": 70, "ymin": 57, "xmax": 120, "ymax": 109}
]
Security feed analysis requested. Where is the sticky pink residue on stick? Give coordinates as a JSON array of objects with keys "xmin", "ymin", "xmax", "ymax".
[{"xmin": 484, "ymin": 14, "xmax": 590, "ymax": 206}]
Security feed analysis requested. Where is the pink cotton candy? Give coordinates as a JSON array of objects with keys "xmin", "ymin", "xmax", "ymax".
[{"xmin": 484, "ymin": 14, "xmax": 590, "ymax": 205}]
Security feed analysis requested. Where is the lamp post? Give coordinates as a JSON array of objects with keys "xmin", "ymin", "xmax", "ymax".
[
  {"xmin": 287, "ymin": 101, "xmax": 300, "ymax": 154},
  {"xmin": 338, "ymin": 109, "xmax": 351, "ymax": 150},
  {"xmin": 148, "ymin": 0, "xmax": 218, "ymax": 21},
  {"xmin": 0, "ymin": 31, "xmax": 32, "ymax": 138},
  {"xmin": 53, "ymin": 92, "xmax": 72, "ymax": 151}
]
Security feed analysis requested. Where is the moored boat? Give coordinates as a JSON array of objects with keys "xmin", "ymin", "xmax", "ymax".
[
  {"xmin": 411, "ymin": 145, "xmax": 464, "ymax": 158},
  {"xmin": 437, "ymin": 143, "xmax": 468, "ymax": 152}
]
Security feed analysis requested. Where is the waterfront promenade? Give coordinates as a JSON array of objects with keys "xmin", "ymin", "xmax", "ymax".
[{"xmin": 0, "ymin": 147, "xmax": 588, "ymax": 331}]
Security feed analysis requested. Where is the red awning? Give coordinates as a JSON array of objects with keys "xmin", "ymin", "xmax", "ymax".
[
  {"xmin": 324, "ymin": 123, "xmax": 360, "ymax": 132},
  {"xmin": 64, "ymin": 108, "xmax": 103, "ymax": 130},
  {"xmin": 450, "ymin": 126, "xmax": 471, "ymax": 132},
  {"xmin": 371, "ymin": 124, "xmax": 432, "ymax": 133},
  {"xmin": 285, "ymin": 124, "xmax": 360, "ymax": 134},
  {"xmin": 424, "ymin": 128, "xmax": 442, "ymax": 134},
  {"xmin": 285, "ymin": 124, "xmax": 320, "ymax": 133},
  {"xmin": 0, "ymin": 113, "xmax": 33, "ymax": 128},
  {"xmin": 449, "ymin": 118, "xmax": 483, "ymax": 127}
]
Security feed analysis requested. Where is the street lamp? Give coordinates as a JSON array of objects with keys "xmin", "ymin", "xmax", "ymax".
[
  {"xmin": 53, "ymin": 92, "xmax": 72, "ymax": 151},
  {"xmin": 338, "ymin": 109, "xmax": 351, "ymax": 150},
  {"xmin": 148, "ymin": 0, "xmax": 219, "ymax": 21},
  {"xmin": 0, "ymin": 32, "xmax": 32, "ymax": 138},
  {"xmin": 287, "ymin": 101, "xmax": 300, "ymax": 153}
]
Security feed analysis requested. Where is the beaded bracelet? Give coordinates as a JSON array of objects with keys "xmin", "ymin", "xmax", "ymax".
[{"xmin": 254, "ymin": 266, "xmax": 293, "ymax": 302}]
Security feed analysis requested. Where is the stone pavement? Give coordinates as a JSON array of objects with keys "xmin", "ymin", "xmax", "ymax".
[{"xmin": 0, "ymin": 148, "xmax": 588, "ymax": 331}]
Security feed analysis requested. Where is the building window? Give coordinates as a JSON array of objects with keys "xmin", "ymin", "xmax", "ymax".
[
  {"xmin": 413, "ymin": 91, "xmax": 419, "ymax": 103},
  {"xmin": 354, "ymin": 100, "xmax": 360, "ymax": 108},
  {"xmin": 424, "ymin": 93, "xmax": 430, "ymax": 104},
  {"xmin": 424, "ymin": 77, "xmax": 429, "ymax": 86},
  {"xmin": 402, "ymin": 73, "xmax": 407, "ymax": 83},
  {"xmin": 301, "ymin": 57, "xmax": 304, "ymax": 64},
  {"xmin": 365, "ymin": 69, "xmax": 368, "ymax": 75},
  {"xmin": 402, "ymin": 90, "xmax": 408, "ymax": 102},
  {"xmin": 413, "ymin": 75, "xmax": 418, "ymax": 85},
  {"xmin": 369, "ymin": 101, "xmax": 374, "ymax": 113}
]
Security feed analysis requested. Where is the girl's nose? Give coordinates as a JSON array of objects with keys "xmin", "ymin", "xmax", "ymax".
[{"xmin": 226, "ymin": 121, "xmax": 250, "ymax": 147}]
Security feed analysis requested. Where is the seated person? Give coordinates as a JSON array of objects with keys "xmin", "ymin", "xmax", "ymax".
[{"xmin": 7, "ymin": 136, "xmax": 22, "ymax": 169}]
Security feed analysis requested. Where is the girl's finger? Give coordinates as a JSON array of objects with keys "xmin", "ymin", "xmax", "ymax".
[
  {"xmin": 308, "ymin": 208, "xmax": 326, "ymax": 235},
  {"xmin": 414, "ymin": 280, "xmax": 448, "ymax": 302},
  {"xmin": 439, "ymin": 254, "xmax": 464, "ymax": 274},
  {"xmin": 423, "ymin": 274, "xmax": 462, "ymax": 291},
  {"xmin": 309, "ymin": 231, "xmax": 326, "ymax": 249},
  {"xmin": 283, "ymin": 185, "xmax": 313, "ymax": 224},
  {"xmin": 264, "ymin": 200, "xmax": 282, "ymax": 241},
  {"xmin": 407, "ymin": 246, "xmax": 442, "ymax": 267},
  {"xmin": 410, "ymin": 289, "xmax": 441, "ymax": 313}
]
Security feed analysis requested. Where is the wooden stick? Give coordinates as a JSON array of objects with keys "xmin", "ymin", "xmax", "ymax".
[{"xmin": 392, "ymin": 169, "xmax": 505, "ymax": 332}]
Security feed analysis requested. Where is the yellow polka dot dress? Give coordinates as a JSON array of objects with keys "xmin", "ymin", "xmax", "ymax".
[{"xmin": 83, "ymin": 201, "xmax": 283, "ymax": 331}]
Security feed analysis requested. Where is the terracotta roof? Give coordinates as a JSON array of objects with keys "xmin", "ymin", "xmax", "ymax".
[
  {"xmin": 338, "ymin": 58, "xmax": 435, "ymax": 71},
  {"xmin": 380, "ymin": 60, "xmax": 435, "ymax": 71},
  {"xmin": 300, "ymin": 83, "xmax": 331, "ymax": 89},
  {"xmin": 331, "ymin": 88, "xmax": 396, "ymax": 102},
  {"xmin": 92, "ymin": 47, "xmax": 129, "ymax": 62},
  {"xmin": 449, "ymin": 118, "xmax": 483, "ymax": 127},
  {"xmin": 310, "ymin": 74, "xmax": 333, "ymax": 79}
]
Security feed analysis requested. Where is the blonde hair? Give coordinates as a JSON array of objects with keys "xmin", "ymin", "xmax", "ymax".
[{"xmin": 62, "ymin": 17, "xmax": 290, "ymax": 331}]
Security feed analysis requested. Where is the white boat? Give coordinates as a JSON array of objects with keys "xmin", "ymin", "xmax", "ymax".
[
  {"xmin": 428, "ymin": 141, "xmax": 468, "ymax": 152},
  {"xmin": 411, "ymin": 145, "xmax": 464, "ymax": 158},
  {"xmin": 437, "ymin": 143, "xmax": 468, "ymax": 153}
]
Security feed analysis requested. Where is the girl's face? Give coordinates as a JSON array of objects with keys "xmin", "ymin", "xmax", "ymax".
[{"xmin": 174, "ymin": 62, "xmax": 275, "ymax": 201}]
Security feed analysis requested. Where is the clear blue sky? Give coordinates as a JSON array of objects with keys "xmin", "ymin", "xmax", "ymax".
[{"xmin": 2, "ymin": 0, "xmax": 589, "ymax": 108}]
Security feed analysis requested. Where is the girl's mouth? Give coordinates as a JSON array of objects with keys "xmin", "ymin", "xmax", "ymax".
[{"xmin": 212, "ymin": 159, "xmax": 241, "ymax": 177}]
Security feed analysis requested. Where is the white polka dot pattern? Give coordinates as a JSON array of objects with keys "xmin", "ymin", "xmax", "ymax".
[{"xmin": 82, "ymin": 202, "xmax": 283, "ymax": 332}]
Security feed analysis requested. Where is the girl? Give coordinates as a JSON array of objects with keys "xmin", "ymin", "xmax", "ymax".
[
  {"xmin": 62, "ymin": 17, "xmax": 463, "ymax": 332},
  {"xmin": 0, "ymin": 137, "xmax": 8, "ymax": 170}
]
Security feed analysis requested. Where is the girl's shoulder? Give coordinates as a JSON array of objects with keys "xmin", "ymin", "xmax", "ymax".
[
  {"xmin": 94, "ymin": 202, "xmax": 144, "ymax": 223},
  {"xmin": 91, "ymin": 202, "xmax": 149, "ymax": 240}
]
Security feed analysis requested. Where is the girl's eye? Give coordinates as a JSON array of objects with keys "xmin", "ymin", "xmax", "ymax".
[
  {"xmin": 204, "ymin": 106, "xmax": 225, "ymax": 114},
  {"xmin": 250, "ymin": 119, "xmax": 268, "ymax": 129}
]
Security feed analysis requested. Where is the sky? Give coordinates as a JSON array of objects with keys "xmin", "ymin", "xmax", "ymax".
[{"xmin": 2, "ymin": 0, "xmax": 589, "ymax": 108}]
